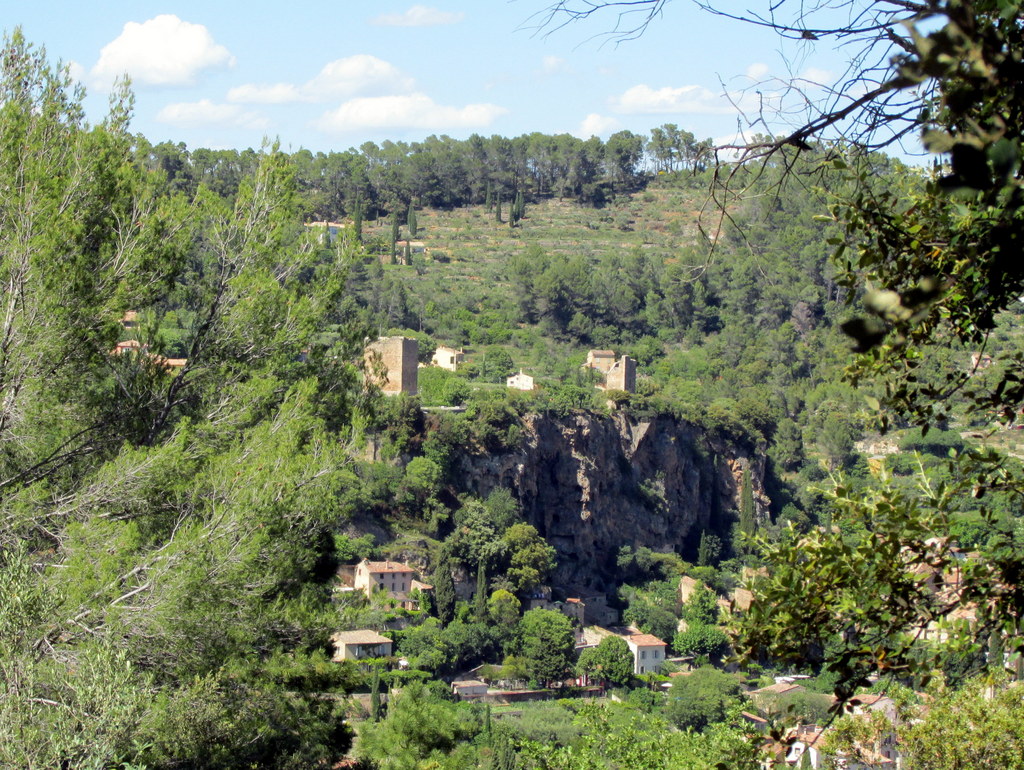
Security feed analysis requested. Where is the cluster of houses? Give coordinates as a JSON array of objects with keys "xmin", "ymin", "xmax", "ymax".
[
  {"xmin": 365, "ymin": 335, "xmax": 638, "ymax": 397},
  {"xmin": 744, "ymin": 681, "xmax": 902, "ymax": 769},
  {"xmin": 112, "ymin": 312, "xmax": 187, "ymax": 371},
  {"xmin": 329, "ymin": 556, "xmax": 945, "ymax": 767}
]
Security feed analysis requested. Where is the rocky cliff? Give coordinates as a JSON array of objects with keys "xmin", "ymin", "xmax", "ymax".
[{"xmin": 450, "ymin": 410, "xmax": 768, "ymax": 591}]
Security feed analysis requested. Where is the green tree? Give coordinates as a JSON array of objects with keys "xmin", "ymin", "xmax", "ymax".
[
  {"xmin": 899, "ymin": 678, "xmax": 1024, "ymax": 769},
  {"xmin": 576, "ymin": 635, "xmax": 633, "ymax": 687},
  {"xmin": 503, "ymin": 523, "xmax": 557, "ymax": 594},
  {"xmin": 665, "ymin": 666, "xmax": 742, "ymax": 731},
  {"xmin": 518, "ymin": 608, "xmax": 575, "ymax": 684},
  {"xmin": 433, "ymin": 557, "xmax": 456, "ymax": 626},
  {"xmin": 407, "ymin": 201, "xmax": 418, "ymax": 237}
]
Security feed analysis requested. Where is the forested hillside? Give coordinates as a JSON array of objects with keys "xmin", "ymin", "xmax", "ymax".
[{"xmin": 4, "ymin": 22, "xmax": 1024, "ymax": 770}]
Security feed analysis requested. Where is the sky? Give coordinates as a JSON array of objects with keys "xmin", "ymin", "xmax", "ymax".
[{"xmin": 8, "ymin": 1, "xmax": 860, "ymax": 154}]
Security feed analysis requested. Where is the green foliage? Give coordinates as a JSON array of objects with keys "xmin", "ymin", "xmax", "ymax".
[
  {"xmin": 664, "ymin": 666, "xmax": 742, "ymax": 731},
  {"xmin": 672, "ymin": 625, "xmax": 729, "ymax": 660},
  {"xmin": 576, "ymin": 635, "xmax": 634, "ymax": 687},
  {"xmin": 503, "ymin": 523, "xmax": 557, "ymax": 593},
  {"xmin": 355, "ymin": 683, "xmax": 481, "ymax": 770},
  {"xmin": 518, "ymin": 608, "xmax": 575, "ymax": 683}
]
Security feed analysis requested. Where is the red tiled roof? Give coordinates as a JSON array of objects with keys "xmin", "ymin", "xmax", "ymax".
[
  {"xmin": 332, "ymin": 630, "xmax": 392, "ymax": 645},
  {"xmin": 628, "ymin": 633, "xmax": 666, "ymax": 647},
  {"xmin": 362, "ymin": 560, "xmax": 414, "ymax": 573}
]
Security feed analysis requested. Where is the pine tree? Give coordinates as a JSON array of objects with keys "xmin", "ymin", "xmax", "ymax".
[{"xmin": 407, "ymin": 202, "xmax": 418, "ymax": 237}]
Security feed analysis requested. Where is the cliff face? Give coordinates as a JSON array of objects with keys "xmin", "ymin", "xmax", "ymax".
[{"xmin": 451, "ymin": 411, "xmax": 767, "ymax": 591}]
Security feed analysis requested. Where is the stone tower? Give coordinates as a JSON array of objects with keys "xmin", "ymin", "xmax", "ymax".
[
  {"xmin": 604, "ymin": 355, "xmax": 636, "ymax": 393},
  {"xmin": 366, "ymin": 336, "xmax": 418, "ymax": 395}
]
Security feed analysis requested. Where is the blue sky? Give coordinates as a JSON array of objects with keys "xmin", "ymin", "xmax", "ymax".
[{"xmin": 9, "ymin": 2, "xmax": 853, "ymax": 153}]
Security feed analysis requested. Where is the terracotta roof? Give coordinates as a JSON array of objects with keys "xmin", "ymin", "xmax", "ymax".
[
  {"xmin": 452, "ymin": 679, "xmax": 487, "ymax": 688},
  {"xmin": 751, "ymin": 682, "xmax": 804, "ymax": 696},
  {"xmin": 331, "ymin": 630, "xmax": 392, "ymax": 645},
  {"xmin": 628, "ymin": 633, "xmax": 667, "ymax": 647},
  {"xmin": 854, "ymin": 693, "xmax": 892, "ymax": 707},
  {"xmin": 361, "ymin": 560, "xmax": 414, "ymax": 573},
  {"xmin": 566, "ymin": 597, "xmax": 583, "ymax": 604},
  {"xmin": 589, "ymin": 350, "xmax": 615, "ymax": 356},
  {"xmin": 411, "ymin": 579, "xmax": 433, "ymax": 591}
]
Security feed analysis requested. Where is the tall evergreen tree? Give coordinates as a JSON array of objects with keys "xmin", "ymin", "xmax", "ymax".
[
  {"xmin": 475, "ymin": 562, "xmax": 488, "ymax": 621},
  {"xmin": 370, "ymin": 665, "xmax": 382, "ymax": 722},
  {"xmin": 389, "ymin": 210, "xmax": 399, "ymax": 260},
  {"xmin": 433, "ymin": 558, "xmax": 456, "ymax": 626},
  {"xmin": 407, "ymin": 202, "xmax": 418, "ymax": 237},
  {"xmin": 495, "ymin": 195, "xmax": 503, "ymax": 223},
  {"xmin": 353, "ymin": 197, "xmax": 363, "ymax": 242},
  {"xmin": 738, "ymin": 465, "xmax": 755, "ymax": 552}
]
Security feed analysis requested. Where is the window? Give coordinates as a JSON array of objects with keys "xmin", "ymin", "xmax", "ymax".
[{"xmin": 641, "ymin": 650, "xmax": 647, "ymax": 659}]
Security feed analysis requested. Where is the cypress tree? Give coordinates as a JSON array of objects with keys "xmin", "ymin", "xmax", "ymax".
[
  {"xmin": 407, "ymin": 202, "xmax": 418, "ymax": 237},
  {"xmin": 513, "ymin": 190, "xmax": 525, "ymax": 225},
  {"xmin": 485, "ymin": 183, "xmax": 493, "ymax": 211},
  {"xmin": 738, "ymin": 465, "xmax": 755, "ymax": 553},
  {"xmin": 353, "ymin": 197, "xmax": 363, "ymax": 242},
  {"xmin": 370, "ymin": 666, "xmax": 382, "ymax": 721},
  {"xmin": 434, "ymin": 557, "xmax": 456, "ymax": 626},
  {"xmin": 475, "ymin": 562, "xmax": 488, "ymax": 621},
  {"xmin": 495, "ymin": 195, "xmax": 502, "ymax": 223},
  {"xmin": 389, "ymin": 210, "xmax": 399, "ymax": 259},
  {"xmin": 404, "ymin": 240, "xmax": 411, "ymax": 264}
]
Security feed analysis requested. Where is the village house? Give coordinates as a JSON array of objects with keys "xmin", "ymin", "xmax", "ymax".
[
  {"xmin": 583, "ymin": 349, "xmax": 617, "ymax": 373},
  {"xmin": 506, "ymin": 370, "xmax": 535, "ymax": 391},
  {"xmin": 331, "ymin": 630, "xmax": 393, "ymax": 661},
  {"xmin": 451, "ymin": 680, "xmax": 489, "ymax": 699},
  {"xmin": 625, "ymin": 633, "xmax": 667, "ymax": 675},
  {"xmin": 431, "ymin": 345, "xmax": 464, "ymax": 372},
  {"xmin": 354, "ymin": 558, "xmax": 416, "ymax": 600},
  {"xmin": 304, "ymin": 220, "xmax": 348, "ymax": 243}
]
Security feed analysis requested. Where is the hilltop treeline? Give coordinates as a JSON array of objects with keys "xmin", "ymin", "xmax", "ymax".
[{"xmin": 140, "ymin": 124, "xmax": 712, "ymax": 216}]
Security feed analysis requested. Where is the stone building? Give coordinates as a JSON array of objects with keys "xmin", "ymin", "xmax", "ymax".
[
  {"xmin": 603, "ymin": 355, "xmax": 636, "ymax": 393},
  {"xmin": 431, "ymin": 345, "xmax": 464, "ymax": 371},
  {"xmin": 584, "ymin": 349, "xmax": 617, "ymax": 373},
  {"xmin": 366, "ymin": 336, "xmax": 418, "ymax": 395}
]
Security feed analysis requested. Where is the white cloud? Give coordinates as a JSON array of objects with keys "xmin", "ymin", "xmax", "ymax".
[
  {"xmin": 307, "ymin": 55, "xmax": 415, "ymax": 98},
  {"xmin": 156, "ymin": 99, "xmax": 267, "ymax": 130},
  {"xmin": 540, "ymin": 56, "xmax": 569, "ymax": 76},
  {"xmin": 576, "ymin": 113, "xmax": 620, "ymax": 137},
  {"xmin": 66, "ymin": 60, "xmax": 86, "ymax": 84},
  {"xmin": 798, "ymin": 67, "xmax": 833, "ymax": 86},
  {"xmin": 746, "ymin": 62, "xmax": 770, "ymax": 80},
  {"xmin": 314, "ymin": 93, "xmax": 506, "ymax": 132},
  {"xmin": 611, "ymin": 84, "xmax": 737, "ymax": 115},
  {"xmin": 370, "ymin": 5, "xmax": 465, "ymax": 27},
  {"xmin": 91, "ymin": 15, "xmax": 234, "ymax": 88},
  {"xmin": 229, "ymin": 55, "xmax": 414, "ymax": 104},
  {"xmin": 226, "ymin": 82, "xmax": 303, "ymax": 104}
]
